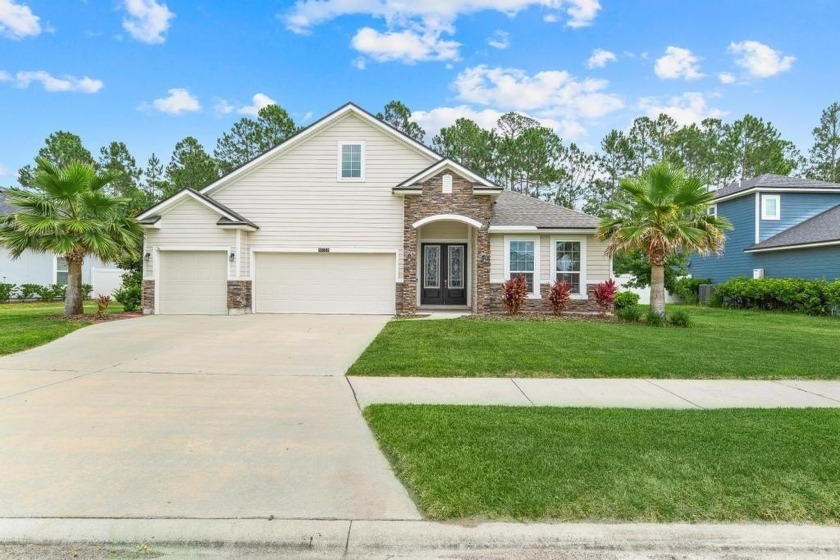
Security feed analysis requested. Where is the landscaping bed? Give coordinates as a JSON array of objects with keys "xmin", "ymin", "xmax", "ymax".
[
  {"xmin": 365, "ymin": 404, "xmax": 840, "ymax": 523},
  {"xmin": 349, "ymin": 305, "xmax": 840, "ymax": 379}
]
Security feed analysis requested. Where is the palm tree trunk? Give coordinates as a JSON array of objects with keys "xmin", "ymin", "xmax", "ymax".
[
  {"xmin": 65, "ymin": 257, "xmax": 84, "ymax": 316},
  {"xmin": 650, "ymin": 263, "xmax": 666, "ymax": 316}
]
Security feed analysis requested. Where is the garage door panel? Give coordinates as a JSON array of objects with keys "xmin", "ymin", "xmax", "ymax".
[
  {"xmin": 159, "ymin": 251, "xmax": 228, "ymax": 315},
  {"xmin": 255, "ymin": 253, "xmax": 395, "ymax": 315}
]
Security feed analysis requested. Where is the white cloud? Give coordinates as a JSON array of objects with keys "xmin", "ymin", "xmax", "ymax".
[
  {"xmin": 453, "ymin": 64, "xmax": 624, "ymax": 119},
  {"xmin": 717, "ymin": 72, "xmax": 736, "ymax": 84},
  {"xmin": 122, "ymin": 0, "xmax": 174, "ymax": 44},
  {"xmin": 213, "ymin": 93, "xmax": 277, "ymax": 116},
  {"xmin": 728, "ymin": 40, "xmax": 795, "ymax": 78},
  {"xmin": 638, "ymin": 92, "xmax": 726, "ymax": 126},
  {"xmin": 412, "ymin": 105, "xmax": 587, "ymax": 141},
  {"xmin": 654, "ymin": 46, "xmax": 704, "ymax": 80},
  {"xmin": 2, "ymin": 70, "xmax": 103, "ymax": 93},
  {"xmin": 0, "ymin": 0, "xmax": 41, "ymax": 39},
  {"xmin": 586, "ymin": 48, "xmax": 616, "ymax": 69},
  {"xmin": 284, "ymin": 1, "xmax": 600, "ymax": 63},
  {"xmin": 147, "ymin": 88, "xmax": 200, "ymax": 115},
  {"xmin": 351, "ymin": 25, "xmax": 460, "ymax": 63},
  {"xmin": 487, "ymin": 30, "xmax": 509, "ymax": 50}
]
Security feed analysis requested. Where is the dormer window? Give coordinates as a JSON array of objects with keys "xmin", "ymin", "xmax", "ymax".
[{"xmin": 338, "ymin": 141, "xmax": 365, "ymax": 181}]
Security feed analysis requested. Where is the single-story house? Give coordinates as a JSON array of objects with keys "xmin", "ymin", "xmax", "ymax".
[
  {"xmin": 690, "ymin": 175, "xmax": 840, "ymax": 282},
  {"xmin": 137, "ymin": 103, "xmax": 612, "ymax": 315},
  {"xmin": 0, "ymin": 188, "xmax": 124, "ymax": 296}
]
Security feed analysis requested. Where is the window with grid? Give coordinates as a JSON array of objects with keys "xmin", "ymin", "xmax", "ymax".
[
  {"xmin": 508, "ymin": 240, "xmax": 535, "ymax": 293},
  {"xmin": 555, "ymin": 241, "xmax": 581, "ymax": 294},
  {"xmin": 340, "ymin": 143, "xmax": 362, "ymax": 179},
  {"xmin": 56, "ymin": 257, "xmax": 68, "ymax": 285}
]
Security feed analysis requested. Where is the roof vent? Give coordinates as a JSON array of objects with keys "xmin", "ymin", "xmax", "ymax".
[{"xmin": 442, "ymin": 174, "xmax": 453, "ymax": 194}]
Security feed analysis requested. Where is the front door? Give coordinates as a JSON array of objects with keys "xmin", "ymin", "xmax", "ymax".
[{"xmin": 421, "ymin": 243, "xmax": 468, "ymax": 306}]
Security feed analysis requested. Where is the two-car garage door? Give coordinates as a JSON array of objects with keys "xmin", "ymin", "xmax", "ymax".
[{"xmin": 254, "ymin": 253, "xmax": 396, "ymax": 314}]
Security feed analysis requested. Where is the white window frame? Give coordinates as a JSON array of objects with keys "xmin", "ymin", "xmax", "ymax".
[
  {"xmin": 54, "ymin": 256, "xmax": 69, "ymax": 285},
  {"xmin": 503, "ymin": 235, "xmax": 540, "ymax": 298},
  {"xmin": 707, "ymin": 204, "xmax": 717, "ymax": 217},
  {"xmin": 761, "ymin": 194, "xmax": 780, "ymax": 220},
  {"xmin": 337, "ymin": 141, "xmax": 366, "ymax": 182},
  {"xmin": 551, "ymin": 236, "xmax": 588, "ymax": 299}
]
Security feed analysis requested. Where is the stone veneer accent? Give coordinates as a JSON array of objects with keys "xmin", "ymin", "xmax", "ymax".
[
  {"xmin": 486, "ymin": 283, "xmax": 602, "ymax": 314},
  {"xmin": 141, "ymin": 280, "xmax": 155, "ymax": 315},
  {"xmin": 400, "ymin": 170, "xmax": 493, "ymax": 315},
  {"xmin": 227, "ymin": 280, "xmax": 252, "ymax": 313}
]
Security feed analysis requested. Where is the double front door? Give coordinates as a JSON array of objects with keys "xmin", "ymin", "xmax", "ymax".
[{"xmin": 420, "ymin": 243, "xmax": 467, "ymax": 306}]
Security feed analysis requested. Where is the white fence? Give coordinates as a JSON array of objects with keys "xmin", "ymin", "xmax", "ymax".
[
  {"xmin": 613, "ymin": 274, "xmax": 680, "ymax": 305},
  {"xmin": 91, "ymin": 268, "xmax": 125, "ymax": 297}
]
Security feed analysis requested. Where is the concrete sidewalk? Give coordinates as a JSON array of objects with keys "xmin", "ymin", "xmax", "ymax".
[
  {"xmin": 348, "ymin": 377, "xmax": 840, "ymax": 408},
  {"xmin": 2, "ymin": 518, "xmax": 839, "ymax": 559}
]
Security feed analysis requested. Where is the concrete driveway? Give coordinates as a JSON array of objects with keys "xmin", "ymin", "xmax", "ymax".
[{"xmin": 0, "ymin": 315, "xmax": 420, "ymax": 520}]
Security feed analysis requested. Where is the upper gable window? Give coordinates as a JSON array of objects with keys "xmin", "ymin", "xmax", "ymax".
[
  {"xmin": 338, "ymin": 141, "xmax": 365, "ymax": 181},
  {"xmin": 761, "ymin": 194, "xmax": 780, "ymax": 220}
]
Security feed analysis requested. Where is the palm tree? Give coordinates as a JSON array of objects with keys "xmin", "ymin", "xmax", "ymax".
[
  {"xmin": 0, "ymin": 157, "xmax": 142, "ymax": 316},
  {"xmin": 599, "ymin": 163, "xmax": 731, "ymax": 316}
]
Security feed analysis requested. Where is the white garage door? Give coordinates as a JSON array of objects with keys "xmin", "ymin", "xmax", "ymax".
[
  {"xmin": 255, "ymin": 253, "xmax": 396, "ymax": 314},
  {"xmin": 158, "ymin": 251, "xmax": 228, "ymax": 315}
]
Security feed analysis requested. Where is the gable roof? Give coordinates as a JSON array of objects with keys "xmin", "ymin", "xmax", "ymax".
[
  {"xmin": 394, "ymin": 158, "xmax": 500, "ymax": 190},
  {"xmin": 491, "ymin": 190, "xmax": 599, "ymax": 229},
  {"xmin": 137, "ymin": 188, "xmax": 258, "ymax": 229},
  {"xmin": 715, "ymin": 174, "xmax": 840, "ymax": 200},
  {"xmin": 0, "ymin": 188, "xmax": 16, "ymax": 216},
  {"xmin": 201, "ymin": 102, "xmax": 440, "ymax": 196},
  {"xmin": 746, "ymin": 204, "xmax": 840, "ymax": 252}
]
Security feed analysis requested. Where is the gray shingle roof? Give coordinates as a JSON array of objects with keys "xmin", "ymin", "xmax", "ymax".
[
  {"xmin": 715, "ymin": 174, "xmax": 840, "ymax": 199},
  {"xmin": 491, "ymin": 190, "xmax": 599, "ymax": 229},
  {"xmin": 746, "ymin": 204, "xmax": 840, "ymax": 251},
  {"xmin": 0, "ymin": 188, "xmax": 18, "ymax": 216}
]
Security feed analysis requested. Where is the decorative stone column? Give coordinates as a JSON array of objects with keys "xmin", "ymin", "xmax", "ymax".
[
  {"xmin": 227, "ymin": 280, "xmax": 252, "ymax": 314},
  {"xmin": 141, "ymin": 280, "xmax": 155, "ymax": 315}
]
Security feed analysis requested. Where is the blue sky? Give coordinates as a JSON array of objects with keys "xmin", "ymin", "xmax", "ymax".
[{"xmin": 1, "ymin": 0, "xmax": 839, "ymax": 182}]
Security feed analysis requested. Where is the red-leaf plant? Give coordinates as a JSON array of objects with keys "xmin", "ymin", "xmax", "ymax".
[
  {"xmin": 549, "ymin": 280, "xmax": 572, "ymax": 315},
  {"xmin": 501, "ymin": 274, "xmax": 529, "ymax": 315},
  {"xmin": 593, "ymin": 279, "xmax": 618, "ymax": 315}
]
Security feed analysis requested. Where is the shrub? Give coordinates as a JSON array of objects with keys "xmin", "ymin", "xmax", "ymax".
[
  {"xmin": 615, "ymin": 305, "xmax": 643, "ymax": 323},
  {"xmin": 501, "ymin": 274, "xmax": 529, "ymax": 315},
  {"xmin": 614, "ymin": 291, "xmax": 640, "ymax": 311},
  {"xmin": 668, "ymin": 309, "xmax": 692, "ymax": 327},
  {"xmin": 548, "ymin": 280, "xmax": 572, "ymax": 315},
  {"xmin": 714, "ymin": 277, "xmax": 836, "ymax": 316},
  {"xmin": 0, "ymin": 283, "xmax": 16, "ymax": 302},
  {"xmin": 828, "ymin": 281, "xmax": 840, "ymax": 317},
  {"xmin": 17, "ymin": 284, "xmax": 40, "ymax": 301},
  {"xmin": 82, "ymin": 284, "xmax": 93, "ymax": 299},
  {"xmin": 95, "ymin": 294, "xmax": 112, "ymax": 318},
  {"xmin": 593, "ymin": 279, "xmax": 618, "ymax": 314},
  {"xmin": 50, "ymin": 284, "xmax": 67, "ymax": 300},
  {"xmin": 645, "ymin": 308, "xmax": 667, "ymax": 327},
  {"xmin": 672, "ymin": 277, "xmax": 711, "ymax": 304},
  {"xmin": 114, "ymin": 285, "xmax": 141, "ymax": 312}
]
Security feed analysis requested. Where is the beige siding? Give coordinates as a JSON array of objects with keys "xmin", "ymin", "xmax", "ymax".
[
  {"xmin": 144, "ymin": 199, "xmax": 235, "ymax": 279},
  {"xmin": 210, "ymin": 113, "xmax": 435, "ymax": 272},
  {"xmin": 489, "ymin": 233, "xmax": 611, "ymax": 286},
  {"xmin": 420, "ymin": 221, "xmax": 470, "ymax": 240}
]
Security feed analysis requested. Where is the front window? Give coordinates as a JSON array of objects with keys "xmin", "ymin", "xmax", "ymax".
[
  {"xmin": 761, "ymin": 195, "xmax": 780, "ymax": 220},
  {"xmin": 555, "ymin": 241, "xmax": 582, "ymax": 294},
  {"xmin": 707, "ymin": 205, "xmax": 717, "ymax": 217},
  {"xmin": 56, "ymin": 257, "xmax": 68, "ymax": 285},
  {"xmin": 338, "ymin": 142, "xmax": 364, "ymax": 180},
  {"xmin": 508, "ymin": 240, "xmax": 535, "ymax": 293}
]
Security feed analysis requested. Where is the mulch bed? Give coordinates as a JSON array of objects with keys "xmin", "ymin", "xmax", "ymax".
[{"xmin": 42, "ymin": 312, "xmax": 143, "ymax": 323}]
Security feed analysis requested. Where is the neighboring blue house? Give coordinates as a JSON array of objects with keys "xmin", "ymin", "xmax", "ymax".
[
  {"xmin": 0, "ymin": 187, "xmax": 124, "ymax": 296},
  {"xmin": 691, "ymin": 175, "xmax": 840, "ymax": 283}
]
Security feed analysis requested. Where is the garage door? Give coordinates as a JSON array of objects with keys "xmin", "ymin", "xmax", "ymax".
[
  {"xmin": 158, "ymin": 251, "xmax": 228, "ymax": 315},
  {"xmin": 254, "ymin": 253, "xmax": 396, "ymax": 314}
]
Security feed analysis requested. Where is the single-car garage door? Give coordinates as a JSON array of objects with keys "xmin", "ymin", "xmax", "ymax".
[
  {"xmin": 254, "ymin": 253, "xmax": 396, "ymax": 314},
  {"xmin": 158, "ymin": 251, "xmax": 228, "ymax": 315}
]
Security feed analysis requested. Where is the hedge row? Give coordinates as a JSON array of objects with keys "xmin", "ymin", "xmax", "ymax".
[
  {"xmin": 0, "ymin": 283, "xmax": 93, "ymax": 302},
  {"xmin": 712, "ymin": 277, "xmax": 840, "ymax": 316}
]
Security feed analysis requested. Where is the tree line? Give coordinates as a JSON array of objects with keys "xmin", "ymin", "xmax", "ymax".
[{"xmin": 11, "ymin": 100, "xmax": 840, "ymax": 218}]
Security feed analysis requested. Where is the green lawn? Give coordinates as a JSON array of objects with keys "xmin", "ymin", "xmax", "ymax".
[
  {"xmin": 0, "ymin": 301, "xmax": 126, "ymax": 357},
  {"xmin": 349, "ymin": 306, "xmax": 840, "ymax": 379},
  {"xmin": 366, "ymin": 405, "xmax": 840, "ymax": 523}
]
